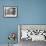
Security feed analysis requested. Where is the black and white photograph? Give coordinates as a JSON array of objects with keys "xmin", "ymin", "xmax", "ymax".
[
  {"xmin": 18, "ymin": 25, "xmax": 46, "ymax": 46},
  {"xmin": 18, "ymin": 25, "xmax": 46, "ymax": 41},
  {"xmin": 4, "ymin": 6, "xmax": 17, "ymax": 17}
]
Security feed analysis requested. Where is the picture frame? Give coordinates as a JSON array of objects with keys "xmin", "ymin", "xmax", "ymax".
[
  {"xmin": 4, "ymin": 6, "xmax": 17, "ymax": 17},
  {"xmin": 18, "ymin": 24, "xmax": 46, "ymax": 42}
]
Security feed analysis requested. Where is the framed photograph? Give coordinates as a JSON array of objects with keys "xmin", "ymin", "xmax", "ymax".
[
  {"xmin": 4, "ymin": 6, "xmax": 17, "ymax": 17},
  {"xmin": 18, "ymin": 24, "xmax": 46, "ymax": 42}
]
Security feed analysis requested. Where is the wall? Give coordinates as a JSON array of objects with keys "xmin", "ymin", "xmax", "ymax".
[
  {"xmin": 0, "ymin": 0, "xmax": 18, "ymax": 44},
  {"xmin": 0, "ymin": 0, "xmax": 46, "ymax": 44}
]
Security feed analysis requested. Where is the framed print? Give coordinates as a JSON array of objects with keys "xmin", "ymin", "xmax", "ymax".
[
  {"xmin": 18, "ymin": 24, "xmax": 46, "ymax": 42},
  {"xmin": 4, "ymin": 6, "xmax": 17, "ymax": 17}
]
